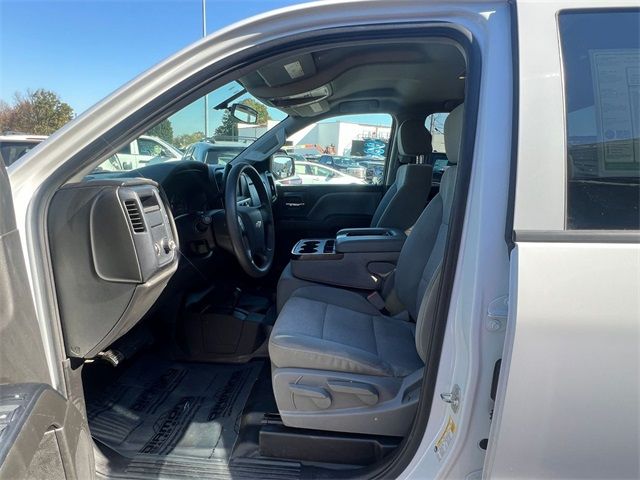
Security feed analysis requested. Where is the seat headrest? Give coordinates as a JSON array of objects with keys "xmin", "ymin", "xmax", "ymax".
[
  {"xmin": 398, "ymin": 118, "xmax": 433, "ymax": 157},
  {"xmin": 444, "ymin": 103, "xmax": 464, "ymax": 164}
]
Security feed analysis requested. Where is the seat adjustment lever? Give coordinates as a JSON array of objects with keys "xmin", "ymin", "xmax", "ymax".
[
  {"xmin": 288, "ymin": 384, "xmax": 332, "ymax": 409},
  {"xmin": 327, "ymin": 380, "xmax": 379, "ymax": 405}
]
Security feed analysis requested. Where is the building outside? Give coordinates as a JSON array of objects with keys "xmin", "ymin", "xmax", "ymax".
[{"xmin": 238, "ymin": 120, "xmax": 392, "ymax": 157}]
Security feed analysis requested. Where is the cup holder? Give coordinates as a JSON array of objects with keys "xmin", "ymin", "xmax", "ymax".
[
  {"xmin": 299, "ymin": 240, "xmax": 320, "ymax": 254},
  {"xmin": 293, "ymin": 239, "xmax": 336, "ymax": 257}
]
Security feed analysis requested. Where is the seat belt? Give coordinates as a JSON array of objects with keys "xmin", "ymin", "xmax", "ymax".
[{"xmin": 366, "ymin": 291, "xmax": 387, "ymax": 311}]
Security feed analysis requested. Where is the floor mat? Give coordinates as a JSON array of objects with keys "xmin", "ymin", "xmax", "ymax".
[
  {"xmin": 94, "ymin": 451, "xmax": 302, "ymax": 480},
  {"xmin": 87, "ymin": 357, "xmax": 263, "ymax": 463}
]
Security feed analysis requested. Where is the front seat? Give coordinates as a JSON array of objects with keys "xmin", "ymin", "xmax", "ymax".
[
  {"xmin": 369, "ymin": 118, "xmax": 434, "ymax": 231},
  {"xmin": 268, "ymin": 104, "xmax": 464, "ymax": 436}
]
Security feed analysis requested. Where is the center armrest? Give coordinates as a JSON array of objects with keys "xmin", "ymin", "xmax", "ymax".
[
  {"xmin": 288, "ymin": 229, "xmax": 405, "ymax": 291},
  {"xmin": 335, "ymin": 227, "xmax": 406, "ymax": 253}
]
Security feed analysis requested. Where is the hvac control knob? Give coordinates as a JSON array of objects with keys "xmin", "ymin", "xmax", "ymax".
[{"xmin": 160, "ymin": 238, "xmax": 176, "ymax": 254}]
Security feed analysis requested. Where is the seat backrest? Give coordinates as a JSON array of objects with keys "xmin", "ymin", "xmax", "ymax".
[
  {"xmin": 393, "ymin": 104, "xmax": 464, "ymax": 362},
  {"xmin": 370, "ymin": 119, "xmax": 433, "ymax": 230}
]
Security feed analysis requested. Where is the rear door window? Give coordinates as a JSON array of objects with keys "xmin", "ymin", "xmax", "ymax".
[
  {"xmin": 559, "ymin": 9, "xmax": 640, "ymax": 229},
  {"xmin": 425, "ymin": 113, "xmax": 450, "ymax": 183}
]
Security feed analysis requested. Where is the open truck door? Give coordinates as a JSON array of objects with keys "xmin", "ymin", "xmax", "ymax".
[{"xmin": 0, "ymin": 163, "xmax": 95, "ymax": 479}]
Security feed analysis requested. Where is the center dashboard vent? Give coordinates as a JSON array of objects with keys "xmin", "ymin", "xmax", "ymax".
[{"xmin": 124, "ymin": 199, "xmax": 146, "ymax": 233}]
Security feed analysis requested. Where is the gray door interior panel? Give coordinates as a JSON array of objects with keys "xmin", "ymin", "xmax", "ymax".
[
  {"xmin": 0, "ymin": 383, "xmax": 94, "ymax": 480},
  {"xmin": 275, "ymin": 185, "xmax": 382, "ymax": 234}
]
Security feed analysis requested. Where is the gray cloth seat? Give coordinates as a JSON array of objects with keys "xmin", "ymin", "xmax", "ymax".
[
  {"xmin": 270, "ymin": 285, "xmax": 423, "ymax": 377},
  {"xmin": 370, "ymin": 119, "xmax": 433, "ymax": 230},
  {"xmin": 269, "ymin": 104, "xmax": 464, "ymax": 435}
]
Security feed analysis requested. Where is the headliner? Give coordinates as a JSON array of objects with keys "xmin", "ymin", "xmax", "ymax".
[{"xmin": 240, "ymin": 40, "xmax": 466, "ymax": 118}]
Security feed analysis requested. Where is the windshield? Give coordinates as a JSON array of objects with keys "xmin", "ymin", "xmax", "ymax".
[{"xmin": 94, "ymin": 81, "xmax": 286, "ymax": 173}]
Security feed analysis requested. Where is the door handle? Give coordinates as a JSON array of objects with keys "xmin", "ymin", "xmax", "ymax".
[{"xmin": 285, "ymin": 202, "xmax": 305, "ymax": 207}]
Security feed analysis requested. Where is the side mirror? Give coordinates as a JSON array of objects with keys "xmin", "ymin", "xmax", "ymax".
[
  {"xmin": 271, "ymin": 155, "xmax": 295, "ymax": 180},
  {"xmin": 230, "ymin": 103, "xmax": 259, "ymax": 124}
]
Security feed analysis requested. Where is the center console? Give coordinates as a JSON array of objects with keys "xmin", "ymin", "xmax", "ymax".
[{"xmin": 289, "ymin": 227, "xmax": 406, "ymax": 291}]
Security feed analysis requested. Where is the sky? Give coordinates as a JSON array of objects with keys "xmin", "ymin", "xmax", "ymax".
[{"xmin": 0, "ymin": 0, "xmax": 305, "ymax": 115}]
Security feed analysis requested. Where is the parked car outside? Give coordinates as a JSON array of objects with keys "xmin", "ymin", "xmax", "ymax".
[
  {"xmin": 0, "ymin": 133, "xmax": 47, "ymax": 167},
  {"xmin": 115, "ymin": 135, "xmax": 183, "ymax": 169},
  {"xmin": 357, "ymin": 158, "xmax": 385, "ymax": 184},
  {"xmin": 431, "ymin": 152, "xmax": 450, "ymax": 184},
  {"xmin": 316, "ymin": 154, "xmax": 367, "ymax": 179},
  {"xmin": 289, "ymin": 153, "xmax": 306, "ymax": 163},
  {"xmin": 296, "ymin": 160, "xmax": 366, "ymax": 185}
]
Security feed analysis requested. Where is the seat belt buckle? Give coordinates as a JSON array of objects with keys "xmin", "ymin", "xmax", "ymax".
[{"xmin": 366, "ymin": 291, "xmax": 386, "ymax": 311}]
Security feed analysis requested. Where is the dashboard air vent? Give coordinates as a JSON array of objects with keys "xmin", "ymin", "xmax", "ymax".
[{"xmin": 124, "ymin": 199, "xmax": 145, "ymax": 233}]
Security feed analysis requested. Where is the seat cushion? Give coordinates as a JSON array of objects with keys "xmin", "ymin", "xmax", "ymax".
[{"xmin": 269, "ymin": 285, "xmax": 423, "ymax": 377}]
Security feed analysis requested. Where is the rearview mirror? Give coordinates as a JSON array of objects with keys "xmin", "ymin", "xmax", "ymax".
[{"xmin": 230, "ymin": 103, "xmax": 259, "ymax": 124}]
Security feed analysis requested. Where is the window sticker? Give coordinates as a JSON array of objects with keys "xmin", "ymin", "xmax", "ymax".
[{"xmin": 590, "ymin": 49, "xmax": 640, "ymax": 177}]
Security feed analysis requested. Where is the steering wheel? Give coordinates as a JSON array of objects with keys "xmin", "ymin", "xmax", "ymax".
[{"xmin": 225, "ymin": 162, "xmax": 275, "ymax": 278}]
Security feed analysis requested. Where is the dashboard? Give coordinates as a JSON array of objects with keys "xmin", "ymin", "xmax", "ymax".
[
  {"xmin": 49, "ymin": 178, "xmax": 179, "ymax": 358},
  {"xmin": 48, "ymin": 160, "xmax": 276, "ymax": 360},
  {"xmin": 87, "ymin": 160, "xmax": 277, "ymax": 256},
  {"xmin": 164, "ymin": 169, "xmax": 216, "ymax": 217}
]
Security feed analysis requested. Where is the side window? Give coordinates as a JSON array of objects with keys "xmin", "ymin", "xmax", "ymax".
[
  {"xmin": 425, "ymin": 113, "xmax": 450, "ymax": 183},
  {"xmin": 560, "ymin": 9, "xmax": 640, "ymax": 230},
  {"xmin": 425, "ymin": 113, "xmax": 448, "ymax": 154},
  {"xmin": 279, "ymin": 113, "xmax": 392, "ymax": 186}
]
